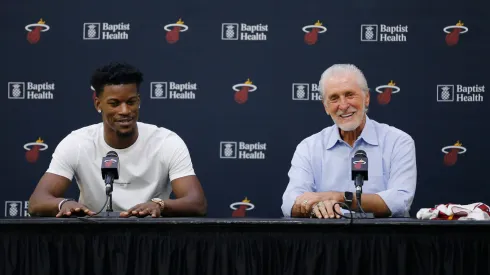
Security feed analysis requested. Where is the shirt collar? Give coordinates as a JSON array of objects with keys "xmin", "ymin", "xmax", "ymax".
[
  {"xmin": 359, "ymin": 116, "xmax": 378, "ymax": 146},
  {"xmin": 325, "ymin": 123, "xmax": 342, "ymax": 150},
  {"xmin": 324, "ymin": 115, "xmax": 378, "ymax": 150}
]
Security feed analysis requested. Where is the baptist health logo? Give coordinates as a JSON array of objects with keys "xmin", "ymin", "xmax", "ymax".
[
  {"xmin": 361, "ymin": 24, "xmax": 408, "ymax": 42},
  {"xmin": 437, "ymin": 84, "xmax": 485, "ymax": 102},
  {"xmin": 150, "ymin": 82, "xmax": 197, "ymax": 100},
  {"xmin": 4, "ymin": 201, "xmax": 29, "ymax": 217},
  {"xmin": 83, "ymin": 22, "xmax": 130, "ymax": 40},
  {"xmin": 292, "ymin": 83, "xmax": 322, "ymax": 101},
  {"xmin": 220, "ymin": 141, "xmax": 267, "ymax": 159},
  {"xmin": 221, "ymin": 23, "xmax": 268, "ymax": 41},
  {"xmin": 8, "ymin": 82, "xmax": 55, "ymax": 99}
]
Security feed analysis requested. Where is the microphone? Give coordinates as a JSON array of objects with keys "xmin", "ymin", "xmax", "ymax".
[
  {"xmin": 101, "ymin": 151, "xmax": 119, "ymax": 189},
  {"xmin": 351, "ymin": 150, "xmax": 368, "ymax": 209},
  {"xmin": 101, "ymin": 151, "xmax": 119, "ymax": 208}
]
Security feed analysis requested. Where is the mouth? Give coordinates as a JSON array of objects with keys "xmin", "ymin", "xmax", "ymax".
[
  {"xmin": 339, "ymin": 112, "xmax": 355, "ymax": 119},
  {"xmin": 115, "ymin": 118, "xmax": 134, "ymax": 126}
]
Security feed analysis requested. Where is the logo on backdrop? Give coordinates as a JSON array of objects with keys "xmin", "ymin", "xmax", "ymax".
[
  {"xmin": 220, "ymin": 141, "xmax": 267, "ymax": 159},
  {"xmin": 8, "ymin": 82, "xmax": 55, "ymax": 100},
  {"xmin": 221, "ymin": 23, "xmax": 268, "ymax": 41},
  {"xmin": 360, "ymin": 24, "xmax": 408, "ymax": 42},
  {"xmin": 231, "ymin": 197, "xmax": 255, "ymax": 217},
  {"xmin": 150, "ymin": 81, "xmax": 198, "ymax": 100},
  {"xmin": 25, "ymin": 18, "xmax": 50, "ymax": 44},
  {"xmin": 83, "ymin": 22, "xmax": 131, "ymax": 40},
  {"xmin": 442, "ymin": 141, "xmax": 466, "ymax": 166},
  {"xmin": 24, "ymin": 137, "xmax": 48, "ymax": 163},
  {"xmin": 302, "ymin": 20, "xmax": 327, "ymax": 45},
  {"xmin": 444, "ymin": 20, "xmax": 468, "ymax": 46},
  {"xmin": 233, "ymin": 78, "xmax": 257, "ymax": 104},
  {"xmin": 292, "ymin": 83, "xmax": 322, "ymax": 101},
  {"xmin": 4, "ymin": 201, "xmax": 29, "ymax": 217},
  {"xmin": 375, "ymin": 80, "xmax": 400, "ymax": 105},
  {"xmin": 163, "ymin": 19, "xmax": 189, "ymax": 44},
  {"xmin": 436, "ymin": 84, "xmax": 485, "ymax": 102}
]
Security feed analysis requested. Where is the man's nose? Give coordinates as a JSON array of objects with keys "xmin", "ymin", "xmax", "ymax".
[
  {"xmin": 338, "ymin": 97, "xmax": 349, "ymax": 110},
  {"xmin": 119, "ymin": 103, "xmax": 130, "ymax": 114}
]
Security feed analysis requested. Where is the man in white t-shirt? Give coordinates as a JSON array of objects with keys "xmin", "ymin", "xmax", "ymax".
[{"xmin": 28, "ymin": 62, "xmax": 207, "ymax": 218}]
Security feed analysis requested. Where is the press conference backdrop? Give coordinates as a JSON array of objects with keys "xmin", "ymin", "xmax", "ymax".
[{"xmin": 2, "ymin": 0, "xmax": 489, "ymax": 218}]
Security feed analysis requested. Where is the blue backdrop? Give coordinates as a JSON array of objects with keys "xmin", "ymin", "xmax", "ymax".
[{"xmin": 2, "ymin": 0, "xmax": 489, "ymax": 218}]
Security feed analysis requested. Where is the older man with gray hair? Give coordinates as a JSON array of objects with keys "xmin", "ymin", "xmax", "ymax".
[{"xmin": 281, "ymin": 64, "xmax": 417, "ymax": 219}]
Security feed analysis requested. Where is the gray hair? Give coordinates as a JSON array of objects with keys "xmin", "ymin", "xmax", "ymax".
[{"xmin": 318, "ymin": 64, "xmax": 369, "ymax": 102}]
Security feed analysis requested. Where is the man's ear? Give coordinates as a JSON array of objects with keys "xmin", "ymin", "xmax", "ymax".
[
  {"xmin": 364, "ymin": 89, "xmax": 370, "ymax": 108},
  {"xmin": 94, "ymin": 95, "xmax": 100, "ymax": 113},
  {"xmin": 322, "ymin": 100, "xmax": 330, "ymax": 116}
]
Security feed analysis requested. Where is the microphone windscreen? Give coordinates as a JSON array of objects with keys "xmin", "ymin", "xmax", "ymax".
[
  {"xmin": 106, "ymin": 151, "xmax": 118, "ymax": 157},
  {"xmin": 354, "ymin": 150, "xmax": 367, "ymax": 158}
]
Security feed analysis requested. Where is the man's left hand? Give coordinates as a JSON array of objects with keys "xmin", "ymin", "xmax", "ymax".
[
  {"xmin": 311, "ymin": 199, "xmax": 342, "ymax": 219},
  {"xmin": 120, "ymin": 202, "xmax": 162, "ymax": 218},
  {"xmin": 294, "ymin": 191, "xmax": 344, "ymax": 217}
]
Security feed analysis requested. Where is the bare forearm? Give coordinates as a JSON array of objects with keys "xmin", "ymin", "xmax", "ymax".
[
  {"xmin": 161, "ymin": 195, "xmax": 207, "ymax": 217},
  {"xmin": 351, "ymin": 194, "xmax": 391, "ymax": 217},
  {"xmin": 29, "ymin": 194, "xmax": 64, "ymax": 217}
]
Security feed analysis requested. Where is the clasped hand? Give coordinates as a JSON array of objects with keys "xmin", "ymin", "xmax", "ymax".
[{"xmin": 294, "ymin": 192, "xmax": 343, "ymax": 219}]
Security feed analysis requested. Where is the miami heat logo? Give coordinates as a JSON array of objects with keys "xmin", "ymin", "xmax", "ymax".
[
  {"xmin": 353, "ymin": 159, "xmax": 366, "ymax": 169},
  {"xmin": 442, "ymin": 141, "xmax": 466, "ymax": 166},
  {"xmin": 444, "ymin": 20, "xmax": 468, "ymax": 46},
  {"xmin": 233, "ymin": 78, "xmax": 258, "ymax": 104},
  {"xmin": 230, "ymin": 197, "xmax": 255, "ymax": 217},
  {"xmin": 302, "ymin": 20, "xmax": 327, "ymax": 45},
  {"xmin": 104, "ymin": 159, "xmax": 118, "ymax": 168},
  {"xmin": 376, "ymin": 80, "xmax": 400, "ymax": 105},
  {"xmin": 163, "ymin": 19, "xmax": 189, "ymax": 44},
  {"xmin": 25, "ymin": 18, "xmax": 50, "ymax": 44},
  {"xmin": 24, "ymin": 137, "xmax": 48, "ymax": 163}
]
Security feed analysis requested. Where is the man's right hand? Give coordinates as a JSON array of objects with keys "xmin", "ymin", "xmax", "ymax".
[{"xmin": 56, "ymin": 201, "xmax": 95, "ymax": 218}]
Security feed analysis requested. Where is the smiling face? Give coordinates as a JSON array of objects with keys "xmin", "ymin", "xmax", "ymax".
[
  {"xmin": 322, "ymin": 73, "xmax": 369, "ymax": 132},
  {"xmin": 95, "ymin": 83, "xmax": 140, "ymax": 137}
]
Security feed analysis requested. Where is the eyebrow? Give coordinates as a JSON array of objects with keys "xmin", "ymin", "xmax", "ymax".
[
  {"xmin": 106, "ymin": 96, "xmax": 138, "ymax": 101},
  {"xmin": 330, "ymin": 90, "xmax": 354, "ymax": 96}
]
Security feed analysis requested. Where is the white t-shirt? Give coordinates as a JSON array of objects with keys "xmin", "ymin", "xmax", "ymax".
[{"xmin": 46, "ymin": 122, "xmax": 196, "ymax": 212}]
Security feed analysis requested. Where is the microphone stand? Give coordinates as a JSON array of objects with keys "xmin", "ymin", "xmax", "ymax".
[
  {"xmin": 93, "ymin": 177, "xmax": 119, "ymax": 218},
  {"xmin": 105, "ymin": 176, "xmax": 114, "ymax": 214},
  {"xmin": 353, "ymin": 174, "xmax": 375, "ymax": 219},
  {"xmin": 355, "ymin": 174, "xmax": 363, "ymax": 208}
]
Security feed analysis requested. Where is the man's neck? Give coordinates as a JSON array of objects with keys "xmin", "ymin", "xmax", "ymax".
[
  {"xmin": 339, "ymin": 116, "xmax": 366, "ymax": 147},
  {"xmin": 104, "ymin": 128, "xmax": 139, "ymax": 149}
]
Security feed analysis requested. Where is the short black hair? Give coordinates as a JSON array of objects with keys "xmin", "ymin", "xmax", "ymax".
[{"xmin": 90, "ymin": 62, "xmax": 144, "ymax": 97}]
